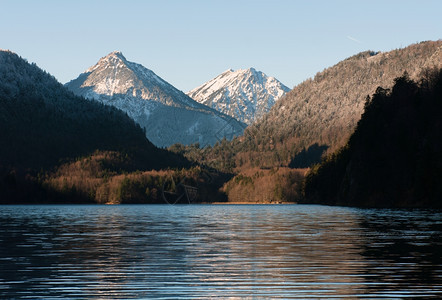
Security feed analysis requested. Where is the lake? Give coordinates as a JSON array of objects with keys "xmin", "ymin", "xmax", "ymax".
[{"xmin": 0, "ymin": 204, "xmax": 441, "ymax": 299}]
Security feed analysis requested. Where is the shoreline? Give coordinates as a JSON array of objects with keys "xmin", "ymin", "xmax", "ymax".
[{"xmin": 208, "ymin": 201, "xmax": 297, "ymax": 205}]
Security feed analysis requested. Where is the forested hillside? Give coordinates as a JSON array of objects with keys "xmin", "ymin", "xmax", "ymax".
[
  {"xmin": 171, "ymin": 41, "xmax": 442, "ymax": 204},
  {"xmin": 303, "ymin": 69, "xmax": 442, "ymax": 208},
  {"xmin": 0, "ymin": 50, "xmax": 189, "ymax": 203},
  {"xmin": 0, "ymin": 50, "xmax": 181, "ymax": 169},
  {"xmin": 177, "ymin": 41, "xmax": 442, "ymax": 173},
  {"xmin": 243, "ymin": 41, "xmax": 442, "ymax": 167}
]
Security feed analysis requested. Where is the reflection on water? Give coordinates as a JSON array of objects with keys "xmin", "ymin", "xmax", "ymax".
[{"xmin": 0, "ymin": 205, "xmax": 441, "ymax": 298}]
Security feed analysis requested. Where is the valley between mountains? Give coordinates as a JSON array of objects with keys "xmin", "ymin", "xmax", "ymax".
[{"xmin": 1, "ymin": 40, "xmax": 441, "ymax": 207}]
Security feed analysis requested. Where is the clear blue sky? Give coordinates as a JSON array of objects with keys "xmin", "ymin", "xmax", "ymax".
[{"xmin": 1, "ymin": 0, "xmax": 441, "ymax": 91}]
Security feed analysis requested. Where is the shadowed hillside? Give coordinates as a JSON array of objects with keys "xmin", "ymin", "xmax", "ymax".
[
  {"xmin": 0, "ymin": 50, "xmax": 189, "ymax": 203},
  {"xmin": 303, "ymin": 69, "xmax": 442, "ymax": 208}
]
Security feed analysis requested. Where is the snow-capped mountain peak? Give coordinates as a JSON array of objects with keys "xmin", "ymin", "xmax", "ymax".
[
  {"xmin": 85, "ymin": 51, "xmax": 127, "ymax": 73},
  {"xmin": 69, "ymin": 51, "xmax": 195, "ymax": 107},
  {"xmin": 65, "ymin": 52, "xmax": 245, "ymax": 147},
  {"xmin": 187, "ymin": 68, "xmax": 290, "ymax": 125}
]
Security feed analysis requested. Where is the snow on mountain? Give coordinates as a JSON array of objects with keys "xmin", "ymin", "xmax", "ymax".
[
  {"xmin": 187, "ymin": 68, "xmax": 290, "ymax": 125},
  {"xmin": 66, "ymin": 51, "xmax": 245, "ymax": 147}
]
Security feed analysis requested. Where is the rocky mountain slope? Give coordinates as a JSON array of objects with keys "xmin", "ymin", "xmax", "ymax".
[
  {"xmin": 187, "ymin": 68, "xmax": 289, "ymax": 125},
  {"xmin": 66, "ymin": 52, "xmax": 245, "ymax": 147}
]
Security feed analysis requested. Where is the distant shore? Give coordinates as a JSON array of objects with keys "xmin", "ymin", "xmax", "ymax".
[{"xmin": 209, "ymin": 201, "xmax": 297, "ymax": 205}]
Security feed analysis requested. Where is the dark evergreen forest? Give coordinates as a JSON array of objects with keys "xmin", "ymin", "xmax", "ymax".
[{"xmin": 303, "ymin": 69, "xmax": 442, "ymax": 208}]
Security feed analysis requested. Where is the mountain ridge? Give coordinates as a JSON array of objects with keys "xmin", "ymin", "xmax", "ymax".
[
  {"xmin": 242, "ymin": 40, "xmax": 442, "ymax": 167},
  {"xmin": 0, "ymin": 49, "xmax": 187, "ymax": 171},
  {"xmin": 187, "ymin": 67, "xmax": 289, "ymax": 125},
  {"xmin": 66, "ymin": 52, "xmax": 245, "ymax": 147},
  {"xmin": 177, "ymin": 40, "xmax": 442, "ymax": 176}
]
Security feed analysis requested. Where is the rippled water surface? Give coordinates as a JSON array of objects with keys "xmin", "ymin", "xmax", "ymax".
[{"xmin": 0, "ymin": 204, "xmax": 441, "ymax": 299}]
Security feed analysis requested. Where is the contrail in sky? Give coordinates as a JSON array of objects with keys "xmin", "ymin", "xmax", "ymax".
[{"xmin": 347, "ymin": 36, "xmax": 362, "ymax": 44}]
